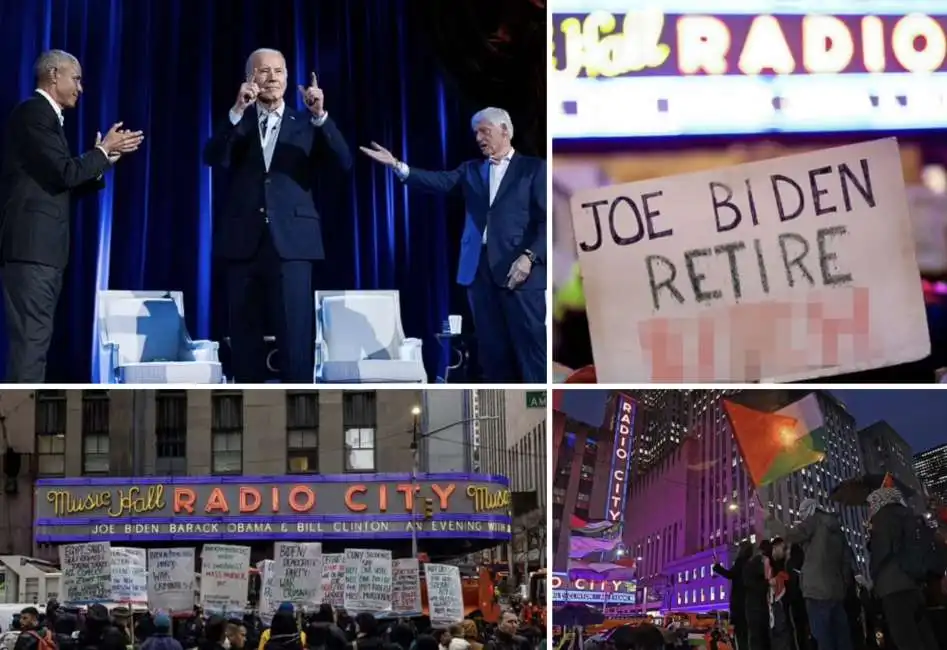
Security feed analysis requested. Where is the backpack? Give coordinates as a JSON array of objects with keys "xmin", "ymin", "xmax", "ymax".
[
  {"xmin": 897, "ymin": 513, "xmax": 946, "ymax": 581},
  {"xmin": 26, "ymin": 630, "xmax": 58, "ymax": 650}
]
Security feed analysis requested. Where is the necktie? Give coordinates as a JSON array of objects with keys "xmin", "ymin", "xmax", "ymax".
[{"xmin": 259, "ymin": 115, "xmax": 269, "ymax": 141}]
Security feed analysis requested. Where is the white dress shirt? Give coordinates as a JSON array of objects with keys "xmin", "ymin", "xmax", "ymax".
[
  {"xmin": 35, "ymin": 88, "xmax": 63, "ymax": 125},
  {"xmin": 395, "ymin": 148, "xmax": 515, "ymax": 244},
  {"xmin": 229, "ymin": 102, "xmax": 329, "ymax": 172}
]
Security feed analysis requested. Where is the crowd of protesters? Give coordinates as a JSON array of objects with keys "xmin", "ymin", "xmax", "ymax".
[
  {"xmin": 713, "ymin": 491, "xmax": 947, "ymax": 650},
  {"xmin": 582, "ymin": 489, "xmax": 947, "ymax": 650},
  {"xmin": 0, "ymin": 599, "xmax": 545, "ymax": 650}
]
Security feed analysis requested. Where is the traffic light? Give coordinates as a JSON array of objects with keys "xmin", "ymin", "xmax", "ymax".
[{"xmin": 423, "ymin": 498, "xmax": 434, "ymax": 520}]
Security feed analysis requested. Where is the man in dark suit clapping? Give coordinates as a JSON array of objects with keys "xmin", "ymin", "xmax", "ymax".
[
  {"xmin": 203, "ymin": 48, "xmax": 353, "ymax": 383},
  {"xmin": 0, "ymin": 49, "xmax": 144, "ymax": 383},
  {"xmin": 361, "ymin": 108, "xmax": 546, "ymax": 383}
]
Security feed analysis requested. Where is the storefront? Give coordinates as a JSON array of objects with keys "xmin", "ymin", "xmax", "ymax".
[{"xmin": 33, "ymin": 473, "xmax": 512, "ymax": 559}]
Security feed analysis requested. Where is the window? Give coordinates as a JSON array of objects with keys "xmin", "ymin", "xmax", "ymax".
[
  {"xmin": 343, "ymin": 392, "xmax": 376, "ymax": 472},
  {"xmin": 156, "ymin": 391, "xmax": 187, "ymax": 475},
  {"xmin": 211, "ymin": 392, "xmax": 243, "ymax": 474},
  {"xmin": 286, "ymin": 392, "xmax": 319, "ymax": 473},
  {"xmin": 82, "ymin": 391, "xmax": 110, "ymax": 475},
  {"xmin": 35, "ymin": 390, "xmax": 66, "ymax": 476}
]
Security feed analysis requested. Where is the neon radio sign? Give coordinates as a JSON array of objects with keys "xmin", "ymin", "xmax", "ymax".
[
  {"xmin": 607, "ymin": 396, "xmax": 635, "ymax": 525},
  {"xmin": 551, "ymin": 572, "xmax": 638, "ymax": 604},
  {"xmin": 551, "ymin": 7, "xmax": 947, "ymax": 137}
]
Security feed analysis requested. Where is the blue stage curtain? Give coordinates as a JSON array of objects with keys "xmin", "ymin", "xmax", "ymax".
[{"xmin": 0, "ymin": 0, "xmax": 489, "ymax": 382}]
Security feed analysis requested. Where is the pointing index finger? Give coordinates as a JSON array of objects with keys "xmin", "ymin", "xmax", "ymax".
[
  {"xmin": 311, "ymin": 72, "xmax": 318, "ymax": 88},
  {"xmin": 246, "ymin": 68, "xmax": 258, "ymax": 84}
]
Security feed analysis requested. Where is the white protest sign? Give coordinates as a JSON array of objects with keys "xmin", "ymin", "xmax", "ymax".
[
  {"xmin": 59, "ymin": 542, "xmax": 112, "ymax": 604},
  {"xmin": 391, "ymin": 559, "xmax": 422, "ymax": 616},
  {"xmin": 425, "ymin": 564, "xmax": 464, "ymax": 626},
  {"xmin": 273, "ymin": 542, "xmax": 323, "ymax": 607},
  {"xmin": 321, "ymin": 553, "xmax": 345, "ymax": 607},
  {"xmin": 256, "ymin": 560, "xmax": 275, "ymax": 624},
  {"xmin": 343, "ymin": 549, "xmax": 392, "ymax": 613},
  {"xmin": 110, "ymin": 547, "xmax": 147, "ymax": 603},
  {"xmin": 571, "ymin": 138, "xmax": 930, "ymax": 382},
  {"xmin": 200, "ymin": 544, "xmax": 251, "ymax": 615},
  {"xmin": 147, "ymin": 548, "xmax": 195, "ymax": 614}
]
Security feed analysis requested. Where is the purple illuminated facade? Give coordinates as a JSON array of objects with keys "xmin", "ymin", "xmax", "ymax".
[{"xmin": 622, "ymin": 390, "xmax": 867, "ymax": 614}]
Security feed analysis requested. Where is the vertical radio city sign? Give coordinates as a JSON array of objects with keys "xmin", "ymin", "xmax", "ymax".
[{"xmin": 607, "ymin": 396, "xmax": 636, "ymax": 526}]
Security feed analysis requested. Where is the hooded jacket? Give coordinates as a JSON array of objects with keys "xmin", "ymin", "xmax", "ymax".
[
  {"xmin": 867, "ymin": 486, "xmax": 922, "ymax": 598},
  {"xmin": 771, "ymin": 509, "xmax": 854, "ymax": 601}
]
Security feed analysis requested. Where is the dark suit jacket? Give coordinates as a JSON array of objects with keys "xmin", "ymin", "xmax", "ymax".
[
  {"xmin": 404, "ymin": 152, "xmax": 546, "ymax": 289},
  {"xmin": 0, "ymin": 92, "xmax": 110, "ymax": 269},
  {"xmin": 203, "ymin": 105, "xmax": 353, "ymax": 261}
]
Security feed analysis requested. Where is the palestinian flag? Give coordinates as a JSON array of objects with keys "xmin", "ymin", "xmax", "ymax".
[
  {"xmin": 723, "ymin": 393, "xmax": 827, "ymax": 487},
  {"xmin": 571, "ymin": 514, "xmax": 619, "ymax": 536}
]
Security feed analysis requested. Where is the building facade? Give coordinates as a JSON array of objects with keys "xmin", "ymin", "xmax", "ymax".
[
  {"xmin": 915, "ymin": 443, "xmax": 947, "ymax": 504},
  {"xmin": 0, "ymin": 389, "xmax": 513, "ymax": 563},
  {"xmin": 623, "ymin": 389, "xmax": 869, "ymax": 613},
  {"xmin": 551, "ymin": 392, "xmax": 640, "ymax": 571},
  {"xmin": 471, "ymin": 390, "xmax": 548, "ymax": 573},
  {"xmin": 858, "ymin": 420, "xmax": 927, "ymax": 513}
]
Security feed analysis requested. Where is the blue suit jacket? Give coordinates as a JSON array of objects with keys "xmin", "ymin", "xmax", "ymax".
[
  {"xmin": 404, "ymin": 153, "xmax": 547, "ymax": 289},
  {"xmin": 202, "ymin": 105, "xmax": 352, "ymax": 261}
]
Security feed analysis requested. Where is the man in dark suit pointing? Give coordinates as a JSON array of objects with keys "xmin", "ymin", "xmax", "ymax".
[
  {"xmin": 204, "ymin": 48, "xmax": 352, "ymax": 383},
  {"xmin": 0, "ymin": 49, "xmax": 144, "ymax": 383},
  {"xmin": 361, "ymin": 108, "xmax": 546, "ymax": 383}
]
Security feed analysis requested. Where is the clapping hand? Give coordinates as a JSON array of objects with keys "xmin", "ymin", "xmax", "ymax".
[
  {"xmin": 98, "ymin": 122, "xmax": 144, "ymax": 161},
  {"xmin": 298, "ymin": 72, "xmax": 325, "ymax": 117},
  {"xmin": 359, "ymin": 142, "xmax": 397, "ymax": 167}
]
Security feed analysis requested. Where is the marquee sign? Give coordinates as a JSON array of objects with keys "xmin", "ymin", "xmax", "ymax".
[
  {"xmin": 551, "ymin": 572, "xmax": 638, "ymax": 604},
  {"xmin": 607, "ymin": 396, "xmax": 636, "ymax": 526},
  {"xmin": 34, "ymin": 473, "xmax": 512, "ymax": 543},
  {"xmin": 551, "ymin": 2, "xmax": 947, "ymax": 137}
]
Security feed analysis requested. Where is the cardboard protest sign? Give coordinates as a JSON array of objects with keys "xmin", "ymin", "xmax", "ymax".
[
  {"xmin": 570, "ymin": 138, "xmax": 930, "ymax": 382},
  {"xmin": 148, "ymin": 548, "xmax": 195, "ymax": 614},
  {"xmin": 273, "ymin": 542, "xmax": 323, "ymax": 607},
  {"xmin": 110, "ymin": 547, "xmax": 147, "ymax": 603},
  {"xmin": 200, "ymin": 544, "xmax": 251, "ymax": 615},
  {"xmin": 59, "ymin": 542, "xmax": 111, "ymax": 604}
]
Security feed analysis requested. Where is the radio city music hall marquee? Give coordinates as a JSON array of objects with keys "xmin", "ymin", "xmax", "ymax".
[
  {"xmin": 550, "ymin": 9, "xmax": 947, "ymax": 136},
  {"xmin": 34, "ymin": 474, "xmax": 513, "ymax": 543}
]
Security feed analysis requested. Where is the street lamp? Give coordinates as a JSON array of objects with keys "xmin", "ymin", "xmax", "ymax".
[{"xmin": 408, "ymin": 407, "xmax": 499, "ymax": 560}]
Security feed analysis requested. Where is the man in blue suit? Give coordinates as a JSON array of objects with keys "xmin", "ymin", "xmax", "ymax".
[
  {"xmin": 203, "ymin": 48, "xmax": 352, "ymax": 383},
  {"xmin": 360, "ymin": 108, "xmax": 546, "ymax": 383}
]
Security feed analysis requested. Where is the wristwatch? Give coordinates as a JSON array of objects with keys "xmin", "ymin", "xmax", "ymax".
[{"xmin": 524, "ymin": 249, "xmax": 538, "ymax": 264}]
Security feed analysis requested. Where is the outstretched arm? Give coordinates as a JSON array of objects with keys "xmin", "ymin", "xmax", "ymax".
[
  {"xmin": 360, "ymin": 142, "xmax": 466, "ymax": 194},
  {"xmin": 310, "ymin": 114, "xmax": 353, "ymax": 172},
  {"xmin": 399, "ymin": 161, "xmax": 467, "ymax": 195}
]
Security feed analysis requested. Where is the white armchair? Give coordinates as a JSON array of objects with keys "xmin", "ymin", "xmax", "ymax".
[
  {"xmin": 314, "ymin": 290, "xmax": 427, "ymax": 383},
  {"xmin": 96, "ymin": 290, "xmax": 223, "ymax": 384}
]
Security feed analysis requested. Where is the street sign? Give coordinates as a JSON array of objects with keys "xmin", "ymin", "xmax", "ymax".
[{"xmin": 526, "ymin": 391, "xmax": 547, "ymax": 409}]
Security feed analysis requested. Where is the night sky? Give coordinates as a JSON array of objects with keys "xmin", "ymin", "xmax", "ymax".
[
  {"xmin": 557, "ymin": 389, "xmax": 946, "ymax": 455},
  {"xmin": 830, "ymin": 390, "xmax": 946, "ymax": 456}
]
